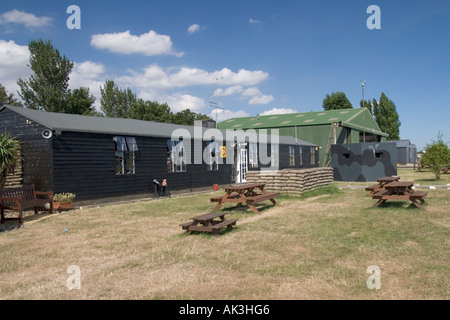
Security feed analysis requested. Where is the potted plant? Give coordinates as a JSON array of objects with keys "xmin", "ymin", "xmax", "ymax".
[{"xmin": 52, "ymin": 193, "xmax": 76, "ymax": 211}]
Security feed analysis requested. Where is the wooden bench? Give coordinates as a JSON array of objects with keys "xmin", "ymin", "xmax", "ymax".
[
  {"xmin": 365, "ymin": 184, "xmax": 381, "ymax": 196},
  {"xmin": 180, "ymin": 212, "xmax": 238, "ymax": 236},
  {"xmin": 211, "ymin": 219, "xmax": 238, "ymax": 235},
  {"xmin": 0, "ymin": 185, "xmax": 53, "ymax": 224},
  {"xmin": 247, "ymin": 192, "xmax": 280, "ymax": 204},
  {"xmin": 210, "ymin": 193, "xmax": 239, "ymax": 203}
]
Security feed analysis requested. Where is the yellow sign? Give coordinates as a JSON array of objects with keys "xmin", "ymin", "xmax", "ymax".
[{"xmin": 220, "ymin": 146, "xmax": 226, "ymax": 158}]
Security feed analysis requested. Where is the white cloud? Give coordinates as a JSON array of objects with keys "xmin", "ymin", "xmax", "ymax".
[
  {"xmin": 260, "ymin": 107, "xmax": 298, "ymax": 116},
  {"xmin": 210, "ymin": 109, "xmax": 251, "ymax": 123},
  {"xmin": 187, "ymin": 24, "xmax": 201, "ymax": 34},
  {"xmin": 137, "ymin": 90, "xmax": 205, "ymax": 113},
  {"xmin": 213, "ymin": 85, "xmax": 243, "ymax": 97},
  {"xmin": 249, "ymin": 18, "xmax": 261, "ymax": 24},
  {"xmin": 90, "ymin": 30, "xmax": 184, "ymax": 57},
  {"xmin": 0, "ymin": 9, "xmax": 52, "ymax": 27},
  {"xmin": 249, "ymin": 94, "xmax": 274, "ymax": 105},
  {"xmin": 117, "ymin": 66, "xmax": 269, "ymax": 90},
  {"xmin": 241, "ymin": 87, "xmax": 274, "ymax": 105},
  {"xmin": 68, "ymin": 61, "xmax": 106, "ymax": 109},
  {"xmin": 0, "ymin": 40, "xmax": 31, "ymax": 94}
]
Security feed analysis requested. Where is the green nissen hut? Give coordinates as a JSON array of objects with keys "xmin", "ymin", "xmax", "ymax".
[{"xmin": 218, "ymin": 108, "xmax": 389, "ymax": 167}]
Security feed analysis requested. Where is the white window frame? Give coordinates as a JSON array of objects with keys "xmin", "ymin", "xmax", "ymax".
[
  {"xmin": 289, "ymin": 145, "xmax": 296, "ymax": 167},
  {"xmin": 168, "ymin": 139, "xmax": 187, "ymax": 173},
  {"xmin": 206, "ymin": 141, "xmax": 219, "ymax": 171},
  {"xmin": 249, "ymin": 143, "xmax": 259, "ymax": 169},
  {"xmin": 271, "ymin": 144, "xmax": 279, "ymax": 168}
]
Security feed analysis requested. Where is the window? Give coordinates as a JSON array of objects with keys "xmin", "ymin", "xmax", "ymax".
[
  {"xmin": 271, "ymin": 144, "xmax": 279, "ymax": 168},
  {"xmin": 167, "ymin": 139, "xmax": 186, "ymax": 173},
  {"xmin": 289, "ymin": 146, "xmax": 296, "ymax": 167},
  {"xmin": 206, "ymin": 141, "xmax": 219, "ymax": 171},
  {"xmin": 310, "ymin": 147, "xmax": 316, "ymax": 165},
  {"xmin": 114, "ymin": 136, "xmax": 138, "ymax": 175},
  {"xmin": 249, "ymin": 143, "xmax": 259, "ymax": 169},
  {"xmin": 299, "ymin": 147, "xmax": 303, "ymax": 166}
]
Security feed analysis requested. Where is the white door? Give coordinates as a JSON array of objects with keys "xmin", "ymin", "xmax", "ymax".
[{"xmin": 240, "ymin": 148, "xmax": 248, "ymax": 183}]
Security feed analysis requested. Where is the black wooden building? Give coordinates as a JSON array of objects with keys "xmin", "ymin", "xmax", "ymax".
[{"xmin": 0, "ymin": 105, "xmax": 318, "ymax": 200}]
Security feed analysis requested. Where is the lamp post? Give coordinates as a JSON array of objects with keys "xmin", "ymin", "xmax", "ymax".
[{"xmin": 360, "ymin": 81, "xmax": 367, "ymax": 143}]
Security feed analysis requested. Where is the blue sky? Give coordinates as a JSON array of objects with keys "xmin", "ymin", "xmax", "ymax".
[{"xmin": 0, "ymin": 0, "xmax": 449, "ymax": 151}]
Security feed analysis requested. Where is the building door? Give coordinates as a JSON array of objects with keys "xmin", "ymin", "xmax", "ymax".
[{"xmin": 239, "ymin": 148, "xmax": 248, "ymax": 183}]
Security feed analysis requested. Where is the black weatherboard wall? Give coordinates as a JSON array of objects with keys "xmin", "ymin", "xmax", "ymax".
[
  {"xmin": 0, "ymin": 107, "xmax": 53, "ymax": 191},
  {"xmin": 53, "ymin": 131, "xmax": 232, "ymax": 199},
  {"xmin": 0, "ymin": 106, "xmax": 233, "ymax": 200}
]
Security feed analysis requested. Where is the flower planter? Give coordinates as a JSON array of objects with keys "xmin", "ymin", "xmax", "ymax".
[{"xmin": 53, "ymin": 202, "xmax": 72, "ymax": 211}]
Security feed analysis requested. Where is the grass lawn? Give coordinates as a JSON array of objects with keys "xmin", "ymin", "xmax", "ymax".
[{"xmin": 0, "ymin": 170, "xmax": 448, "ymax": 300}]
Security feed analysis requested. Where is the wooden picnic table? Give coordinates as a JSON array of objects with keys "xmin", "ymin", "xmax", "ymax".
[
  {"xmin": 371, "ymin": 181, "xmax": 428, "ymax": 210},
  {"xmin": 365, "ymin": 176, "xmax": 400, "ymax": 196},
  {"xmin": 179, "ymin": 212, "xmax": 238, "ymax": 236},
  {"xmin": 210, "ymin": 183, "xmax": 279, "ymax": 215}
]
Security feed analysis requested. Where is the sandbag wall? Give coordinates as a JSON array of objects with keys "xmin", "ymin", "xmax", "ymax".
[{"xmin": 245, "ymin": 168, "xmax": 334, "ymax": 196}]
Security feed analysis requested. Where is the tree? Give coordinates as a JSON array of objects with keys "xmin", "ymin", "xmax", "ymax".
[
  {"xmin": 130, "ymin": 99, "xmax": 172, "ymax": 123},
  {"xmin": 0, "ymin": 134, "xmax": 21, "ymax": 190},
  {"xmin": 0, "ymin": 83, "xmax": 23, "ymax": 107},
  {"xmin": 100, "ymin": 80, "xmax": 136, "ymax": 118},
  {"xmin": 100, "ymin": 80, "xmax": 213, "ymax": 125},
  {"xmin": 17, "ymin": 39, "xmax": 74, "ymax": 112},
  {"xmin": 360, "ymin": 99, "xmax": 373, "ymax": 115},
  {"xmin": 172, "ymin": 109, "xmax": 211, "ymax": 126},
  {"xmin": 373, "ymin": 92, "xmax": 401, "ymax": 140},
  {"xmin": 420, "ymin": 133, "xmax": 450, "ymax": 179},
  {"xmin": 322, "ymin": 92, "xmax": 353, "ymax": 110},
  {"xmin": 65, "ymin": 87, "xmax": 97, "ymax": 115}
]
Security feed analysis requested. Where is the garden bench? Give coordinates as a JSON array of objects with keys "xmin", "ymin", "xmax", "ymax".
[
  {"xmin": 371, "ymin": 181, "xmax": 428, "ymax": 210},
  {"xmin": 0, "ymin": 185, "xmax": 53, "ymax": 224},
  {"xmin": 180, "ymin": 212, "xmax": 238, "ymax": 236}
]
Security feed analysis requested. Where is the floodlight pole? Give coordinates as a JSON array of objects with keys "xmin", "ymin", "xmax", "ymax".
[{"xmin": 360, "ymin": 81, "xmax": 367, "ymax": 143}]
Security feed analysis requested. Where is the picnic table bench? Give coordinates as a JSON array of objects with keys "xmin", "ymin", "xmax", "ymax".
[
  {"xmin": 365, "ymin": 176, "xmax": 400, "ymax": 196},
  {"xmin": 211, "ymin": 183, "xmax": 279, "ymax": 215},
  {"xmin": 0, "ymin": 185, "xmax": 53, "ymax": 224},
  {"xmin": 372, "ymin": 181, "xmax": 428, "ymax": 210},
  {"xmin": 180, "ymin": 212, "xmax": 238, "ymax": 236}
]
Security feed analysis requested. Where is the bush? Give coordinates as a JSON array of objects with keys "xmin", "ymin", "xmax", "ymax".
[
  {"xmin": 420, "ymin": 133, "xmax": 450, "ymax": 179},
  {"xmin": 0, "ymin": 134, "xmax": 21, "ymax": 190}
]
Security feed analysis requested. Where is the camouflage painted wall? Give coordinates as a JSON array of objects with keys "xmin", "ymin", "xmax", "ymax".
[{"xmin": 331, "ymin": 142, "xmax": 397, "ymax": 182}]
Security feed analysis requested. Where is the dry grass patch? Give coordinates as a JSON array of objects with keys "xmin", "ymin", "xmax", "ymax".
[{"xmin": 0, "ymin": 186, "xmax": 448, "ymax": 300}]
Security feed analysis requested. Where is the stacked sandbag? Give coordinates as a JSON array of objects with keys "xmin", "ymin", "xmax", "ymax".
[{"xmin": 245, "ymin": 168, "xmax": 334, "ymax": 195}]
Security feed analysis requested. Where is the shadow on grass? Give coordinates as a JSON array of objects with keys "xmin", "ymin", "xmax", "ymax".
[
  {"xmin": 176, "ymin": 226, "xmax": 240, "ymax": 238},
  {"xmin": 370, "ymin": 201, "xmax": 425, "ymax": 211}
]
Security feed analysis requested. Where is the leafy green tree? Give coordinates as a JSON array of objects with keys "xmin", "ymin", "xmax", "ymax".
[
  {"xmin": 65, "ymin": 87, "xmax": 97, "ymax": 115},
  {"xmin": 130, "ymin": 99, "xmax": 172, "ymax": 123},
  {"xmin": 373, "ymin": 93, "xmax": 401, "ymax": 140},
  {"xmin": 172, "ymin": 109, "xmax": 211, "ymax": 125},
  {"xmin": 0, "ymin": 134, "xmax": 21, "ymax": 190},
  {"xmin": 0, "ymin": 83, "xmax": 23, "ymax": 107},
  {"xmin": 420, "ymin": 133, "xmax": 450, "ymax": 179},
  {"xmin": 322, "ymin": 92, "xmax": 353, "ymax": 110},
  {"xmin": 360, "ymin": 99, "xmax": 373, "ymax": 115},
  {"xmin": 17, "ymin": 39, "xmax": 74, "ymax": 112},
  {"xmin": 100, "ymin": 80, "xmax": 212, "ymax": 125},
  {"xmin": 100, "ymin": 80, "xmax": 137, "ymax": 118}
]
